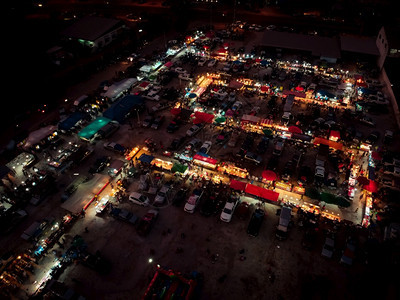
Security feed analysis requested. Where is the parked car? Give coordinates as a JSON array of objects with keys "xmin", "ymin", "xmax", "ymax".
[
  {"xmin": 321, "ymin": 236, "xmax": 335, "ymax": 258},
  {"xmin": 365, "ymin": 131, "xmax": 380, "ymax": 145},
  {"xmin": 129, "ymin": 192, "xmax": 150, "ymax": 206},
  {"xmin": 104, "ymin": 142, "xmax": 126, "ymax": 155},
  {"xmin": 384, "ymin": 130, "xmax": 393, "ymax": 144},
  {"xmin": 198, "ymin": 57, "xmax": 207, "ymax": 66},
  {"xmin": 179, "ymin": 72, "xmax": 193, "ymax": 81},
  {"xmin": 154, "ymin": 185, "xmax": 171, "ymax": 206},
  {"xmin": 173, "ymin": 188, "xmax": 188, "ymax": 206},
  {"xmin": 200, "ymin": 195, "xmax": 219, "ymax": 216},
  {"xmin": 186, "ymin": 124, "xmax": 202, "ymax": 137},
  {"xmin": 199, "ymin": 141, "xmax": 212, "ymax": 154},
  {"xmin": 184, "ymin": 188, "xmax": 204, "ymax": 213},
  {"xmin": 340, "ymin": 238, "xmax": 356, "ymax": 265},
  {"xmin": 282, "ymin": 161, "xmax": 294, "ymax": 181},
  {"xmin": 273, "ymin": 139, "xmax": 284, "ymax": 156},
  {"xmin": 301, "ymin": 229, "xmax": 318, "ymax": 250},
  {"xmin": 235, "ymin": 201, "xmax": 250, "ymax": 219},
  {"xmin": 208, "ymin": 59, "xmax": 217, "ymax": 67},
  {"xmin": 89, "ymin": 156, "xmax": 111, "ymax": 174},
  {"xmin": 359, "ymin": 115, "xmax": 375, "ymax": 127},
  {"xmin": 151, "ymin": 116, "xmax": 165, "ymax": 129},
  {"xmin": 292, "ymin": 151, "xmax": 303, "ymax": 167},
  {"xmin": 174, "ymin": 67, "xmax": 186, "ymax": 74},
  {"xmin": 257, "ymin": 137, "xmax": 269, "ymax": 154},
  {"xmin": 231, "ymin": 101, "xmax": 243, "ymax": 111},
  {"xmin": 167, "ymin": 119, "xmax": 181, "ymax": 133},
  {"xmin": 185, "ymin": 138, "xmax": 201, "ymax": 153},
  {"xmin": 142, "ymin": 115, "xmax": 154, "ymax": 128},
  {"xmin": 168, "ymin": 136, "xmax": 185, "ymax": 150},
  {"xmin": 244, "ymin": 152, "xmax": 263, "ymax": 165},
  {"xmin": 220, "ymin": 197, "xmax": 239, "ymax": 222},
  {"xmin": 137, "ymin": 209, "xmax": 159, "ymax": 236},
  {"xmin": 247, "ymin": 208, "xmax": 265, "ymax": 237}
]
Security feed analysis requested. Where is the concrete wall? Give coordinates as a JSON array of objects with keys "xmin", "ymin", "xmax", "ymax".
[
  {"xmin": 381, "ymin": 68, "xmax": 400, "ymax": 130},
  {"xmin": 376, "ymin": 27, "xmax": 389, "ymax": 71}
]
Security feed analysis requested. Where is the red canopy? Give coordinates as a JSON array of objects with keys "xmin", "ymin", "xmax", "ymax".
[
  {"xmin": 262, "ymin": 170, "xmax": 277, "ymax": 181},
  {"xmin": 164, "ymin": 61, "xmax": 173, "ymax": 68},
  {"xmin": 193, "ymin": 111, "xmax": 214, "ymax": 124},
  {"xmin": 260, "ymin": 189, "xmax": 279, "ymax": 202},
  {"xmin": 363, "ymin": 180, "xmax": 378, "ymax": 193},
  {"xmin": 357, "ymin": 176, "xmax": 370, "ymax": 186},
  {"xmin": 193, "ymin": 154, "xmax": 217, "ymax": 165},
  {"xmin": 225, "ymin": 109, "xmax": 234, "ymax": 117},
  {"xmin": 283, "ymin": 90, "xmax": 306, "ymax": 98},
  {"xmin": 371, "ymin": 151, "xmax": 382, "ymax": 160},
  {"xmin": 245, "ymin": 183, "xmax": 262, "ymax": 197},
  {"xmin": 260, "ymin": 86, "xmax": 269, "ymax": 93},
  {"xmin": 295, "ymin": 86, "xmax": 304, "ymax": 91},
  {"xmin": 330, "ymin": 130, "xmax": 340, "ymax": 140},
  {"xmin": 139, "ymin": 81, "xmax": 150, "ymax": 88},
  {"xmin": 288, "ymin": 126, "xmax": 302, "ymax": 134},
  {"xmin": 230, "ymin": 180, "xmax": 247, "ymax": 191},
  {"xmin": 170, "ymin": 108, "xmax": 181, "ymax": 115},
  {"xmin": 313, "ymin": 137, "xmax": 343, "ymax": 151}
]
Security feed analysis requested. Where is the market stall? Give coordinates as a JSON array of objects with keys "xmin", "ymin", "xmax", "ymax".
[
  {"xmin": 229, "ymin": 179, "xmax": 247, "ymax": 191},
  {"xmin": 218, "ymin": 162, "xmax": 249, "ymax": 179},
  {"xmin": 151, "ymin": 158, "xmax": 173, "ymax": 171},
  {"xmin": 193, "ymin": 154, "xmax": 217, "ymax": 170}
]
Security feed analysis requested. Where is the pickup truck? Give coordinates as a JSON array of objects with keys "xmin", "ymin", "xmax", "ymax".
[
  {"xmin": 137, "ymin": 209, "xmax": 159, "ymax": 236},
  {"xmin": 110, "ymin": 207, "xmax": 138, "ymax": 225}
]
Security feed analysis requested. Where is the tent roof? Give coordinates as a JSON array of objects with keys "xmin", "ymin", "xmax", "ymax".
[
  {"xmin": 138, "ymin": 154, "xmax": 155, "ymax": 164},
  {"xmin": 103, "ymin": 95, "xmax": 143, "ymax": 123},
  {"xmin": 78, "ymin": 117, "xmax": 111, "ymax": 140},
  {"xmin": 230, "ymin": 179, "xmax": 247, "ymax": 191},
  {"xmin": 103, "ymin": 78, "xmax": 137, "ymax": 100},
  {"xmin": 59, "ymin": 112, "xmax": 87, "ymax": 131},
  {"xmin": 193, "ymin": 111, "xmax": 214, "ymax": 124},
  {"xmin": 23, "ymin": 125, "xmax": 57, "ymax": 149}
]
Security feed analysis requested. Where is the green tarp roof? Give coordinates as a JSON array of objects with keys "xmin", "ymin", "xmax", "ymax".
[
  {"xmin": 172, "ymin": 163, "xmax": 188, "ymax": 173},
  {"xmin": 78, "ymin": 116, "xmax": 111, "ymax": 140}
]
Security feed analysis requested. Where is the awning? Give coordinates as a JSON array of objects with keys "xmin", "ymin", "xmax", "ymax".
[
  {"xmin": 164, "ymin": 61, "xmax": 173, "ymax": 68},
  {"xmin": 171, "ymin": 163, "xmax": 188, "ymax": 174},
  {"xmin": 260, "ymin": 86, "xmax": 269, "ymax": 93},
  {"xmin": 262, "ymin": 170, "xmax": 277, "ymax": 181},
  {"xmin": 214, "ymin": 117, "xmax": 226, "ymax": 124},
  {"xmin": 363, "ymin": 180, "xmax": 378, "ymax": 193},
  {"xmin": 263, "ymin": 129, "xmax": 273, "ymax": 136},
  {"xmin": 188, "ymin": 93, "xmax": 197, "ymax": 99},
  {"xmin": 330, "ymin": 130, "xmax": 340, "ymax": 140},
  {"xmin": 170, "ymin": 108, "xmax": 182, "ymax": 115},
  {"xmin": 260, "ymin": 189, "xmax": 279, "ymax": 202},
  {"xmin": 371, "ymin": 151, "xmax": 382, "ymax": 160},
  {"xmin": 138, "ymin": 154, "xmax": 155, "ymax": 164},
  {"xmin": 260, "ymin": 119, "xmax": 274, "ymax": 126},
  {"xmin": 313, "ymin": 137, "xmax": 343, "ymax": 151},
  {"xmin": 229, "ymin": 80, "xmax": 244, "ymax": 89},
  {"xmin": 193, "ymin": 154, "xmax": 217, "ymax": 165},
  {"xmin": 283, "ymin": 90, "xmax": 306, "ymax": 98},
  {"xmin": 193, "ymin": 111, "xmax": 214, "ymax": 124},
  {"xmin": 288, "ymin": 126, "xmax": 302, "ymax": 134},
  {"xmin": 230, "ymin": 179, "xmax": 247, "ymax": 191},
  {"xmin": 245, "ymin": 183, "xmax": 262, "ymax": 197},
  {"xmin": 225, "ymin": 109, "xmax": 234, "ymax": 117},
  {"xmin": 295, "ymin": 86, "xmax": 304, "ymax": 92},
  {"xmin": 139, "ymin": 81, "xmax": 150, "ymax": 89},
  {"xmin": 241, "ymin": 114, "xmax": 260, "ymax": 124}
]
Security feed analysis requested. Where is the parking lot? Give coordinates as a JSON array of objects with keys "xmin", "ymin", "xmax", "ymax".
[{"xmin": 2, "ymin": 20, "xmax": 400, "ymax": 299}]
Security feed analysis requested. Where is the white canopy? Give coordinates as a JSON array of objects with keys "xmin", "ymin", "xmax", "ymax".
[
  {"xmin": 103, "ymin": 78, "xmax": 137, "ymax": 101},
  {"xmin": 23, "ymin": 125, "xmax": 57, "ymax": 149}
]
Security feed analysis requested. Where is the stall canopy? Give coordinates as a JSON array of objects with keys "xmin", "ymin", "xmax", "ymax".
[
  {"xmin": 229, "ymin": 80, "xmax": 244, "ymax": 89},
  {"xmin": 59, "ymin": 112, "xmax": 87, "ymax": 132},
  {"xmin": 260, "ymin": 119, "xmax": 274, "ymax": 126},
  {"xmin": 193, "ymin": 111, "xmax": 214, "ymax": 124},
  {"xmin": 78, "ymin": 117, "xmax": 111, "ymax": 141},
  {"xmin": 171, "ymin": 163, "xmax": 188, "ymax": 174},
  {"xmin": 288, "ymin": 126, "xmax": 302, "ymax": 134},
  {"xmin": 330, "ymin": 130, "xmax": 340, "ymax": 140},
  {"xmin": 260, "ymin": 189, "xmax": 279, "ymax": 202},
  {"xmin": 292, "ymin": 133, "xmax": 312, "ymax": 142},
  {"xmin": 313, "ymin": 137, "xmax": 343, "ymax": 150},
  {"xmin": 241, "ymin": 114, "xmax": 260, "ymax": 124},
  {"xmin": 230, "ymin": 179, "xmax": 247, "ymax": 191},
  {"xmin": 363, "ymin": 179, "xmax": 378, "ymax": 193},
  {"xmin": 103, "ymin": 78, "xmax": 137, "ymax": 101},
  {"xmin": 262, "ymin": 170, "xmax": 277, "ymax": 181},
  {"xmin": 23, "ymin": 125, "xmax": 57, "ymax": 150},
  {"xmin": 245, "ymin": 183, "xmax": 262, "ymax": 197},
  {"xmin": 137, "ymin": 154, "xmax": 155, "ymax": 164},
  {"xmin": 164, "ymin": 61, "xmax": 173, "ymax": 68},
  {"xmin": 170, "ymin": 108, "xmax": 182, "ymax": 116},
  {"xmin": 103, "ymin": 95, "xmax": 144, "ymax": 124},
  {"xmin": 193, "ymin": 154, "xmax": 217, "ymax": 165},
  {"xmin": 260, "ymin": 86, "xmax": 269, "ymax": 93},
  {"xmin": 214, "ymin": 116, "xmax": 226, "ymax": 124},
  {"xmin": 356, "ymin": 176, "xmax": 370, "ymax": 186},
  {"xmin": 283, "ymin": 90, "xmax": 306, "ymax": 98},
  {"xmin": 225, "ymin": 109, "xmax": 234, "ymax": 117}
]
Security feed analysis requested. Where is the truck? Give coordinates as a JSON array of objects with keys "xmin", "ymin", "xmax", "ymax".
[
  {"xmin": 283, "ymin": 94, "xmax": 295, "ymax": 113},
  {"xmin": 276, "ymin": 206, "xmax": 292, "ymax": 240},
  {"xmin": 20, "ymin": 220, "xmax": 47, "ymax": 241},
  {"xmin": 315, "ymin": 144, "xmax": 329, "ymax": 182},
  {"xmin": 137, "ymin": 209, "xmax": 159, "ymax": 236}
]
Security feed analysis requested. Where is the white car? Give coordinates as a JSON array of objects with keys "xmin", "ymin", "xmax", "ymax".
[
  {"xmin": 186, "ymin": 124, "xmax": 202, "ymax": 137},
  {"xmin": 179, "ymin": 72, "xmax": 193, "ymax": 81},
  {"xmin": 199, "ymin": 141, "xmax": 212, "ymax": 154},
  {"xmin": 154, "ymin": 185, "xmax": 170, "ymax": 206},
  {"xmin": 208, "ymin": 59, "xmax": 217, "ymax": 67},
  {"xmin": 220, "ymin": 199, "xmax": 238, "ymax": 222},
  {"xmin": 198, "ymin": 57, "xmax": 208, "ymax": 66},
  {"xmin": 174, "ymin": 67, "xmax": 186, "ymax": 74},
  {"xmin": 232, "ymin": 101, "xmax": 242, "ymax": 111},
  {"xmin": 184, "ymin": 189, "xmax": 203, "ymax": 213}
]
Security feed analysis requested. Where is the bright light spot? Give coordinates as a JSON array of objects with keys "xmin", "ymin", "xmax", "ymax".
[{"xmin": 148, "ymin": 258, "xmax": 153, "ymax": 263}]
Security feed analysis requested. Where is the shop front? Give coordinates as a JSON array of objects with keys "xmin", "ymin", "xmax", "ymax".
[
  {"xmin": 125, "ymin": 146, "xmax": 140, "ymax": 161},
  {"xmin": 275, "ymin": 181, "xmax": 292, "ymax": 192}
]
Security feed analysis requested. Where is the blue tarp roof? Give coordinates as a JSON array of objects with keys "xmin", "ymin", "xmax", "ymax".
[
  {"xmin": 59, "ymin": 112, "xmax": 87, "ymax": 131},
  {"xmin": 138, "ymin": 154, "xmax": 155, "ymax": 164},
  {"xmin": 103, "ymin": 95, "xmax": 144, "ymax": 123}
]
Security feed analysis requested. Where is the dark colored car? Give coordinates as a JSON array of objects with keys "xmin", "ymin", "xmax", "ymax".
[
  {"xmin": 167, "ymin": 119, "xmax": 181, "ymax": 133},
  {"xmin": 282, "ymin": 161, "xmax": 294, "ymax": 181},
  {"xmin": 365, "ymin": 131, "xmax": 380, "ymax": 145},
  {"xmin": 89, "ymin": 156, "xmax": 111, "ymax": 174},
  {"xmin": 298, "ymin": 165, "xmax": 312, "ymax": 185},
  {"xmin": 151, "ymin": 116, "xmax": 165, "ymax": 130},
  {"xmin": 200, "ymin": 195, "xmax": 218, "ymax": 216},
  {"xmin": 235, "ymin": 201, "xmax": 250, "ymax": 220},
  {"xmin": 168, "ymin": 136, "xmax": 185, "ymax": 150},
  {"xmin": 301, "ymin": 229, "xmax": 318, "ymax": 250},
  {"xmin": 142, "ymin": 115, "xmax": 154, "ymax": 128},
  {"xmin": 247, "ymin": 208, "xmax": 265, "ymax": 237},
  {"xmin": 173, "ymin": 188, "xmax": 188, "ymax": 206},
  {"xmin": 257, "ymin": 137, "xmax": 269, "ymax": 154}
]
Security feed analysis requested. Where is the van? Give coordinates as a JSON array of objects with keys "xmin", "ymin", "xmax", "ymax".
[
  {"xmin": 129, "ymin": 192, "xmax": 150, "ymax": 206},
  {"xmin": 97, "ymin": 122, "xmax": 120, "ymax": 139}
]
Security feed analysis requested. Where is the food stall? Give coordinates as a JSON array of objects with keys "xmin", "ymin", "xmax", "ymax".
[
  {"xmin": 151, "ymin": 158, "xmax": 173, "ymax": 171},
  {"xmin": 293, "ymin": 186, "xmax": 305, "ymax": 195},
  {"xmin": 362, "ymin": 194, "xmax": 373, "ymax": 227},
  {"xmin": 274, "ymin": 181, "xmax": 292, "ymax": 192},
  {"xmin": 193, "ymin": 154, "xmax": 218, "ymax": 170},
  {"xmin": 217, "ymin": 162, "xmax": 249, "ymax": 179},
  {"xmin": 125, "ymin": 146, "xmax": 140, "ymax": 161}
]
